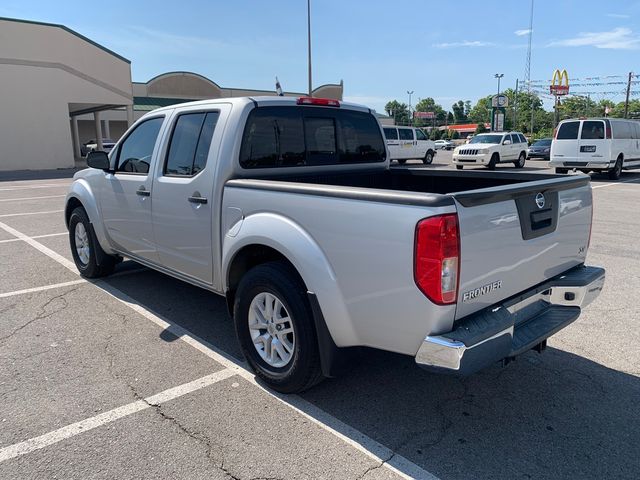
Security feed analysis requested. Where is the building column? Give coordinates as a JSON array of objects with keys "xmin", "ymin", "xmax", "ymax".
[
  {"xmin": 126, "ymin": 104, "xmax": 134, "ymax": 127},
  {"xmin": 71, "ymin": 116, "xmax": 81, "ymax": 158},
  {"xmin": 94, "ymin": 112, "xmax": 103, "ymax": 151},
  {"xmin": 101, "ymin": 119, "xmax": 111, "ymax": 139}
]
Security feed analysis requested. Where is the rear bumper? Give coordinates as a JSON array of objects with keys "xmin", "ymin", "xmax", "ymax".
[{"xmin": 415, "ymin": 265, "xmax": 605, "ymax": 374}]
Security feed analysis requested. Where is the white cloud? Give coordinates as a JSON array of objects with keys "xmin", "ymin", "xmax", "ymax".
[
  {"xmin": 548, "ymin": 27, "xmax": 640, "ymax": 49},
  {"xmin": 607, "ymin": 13, "xmax": 630, "ymax": 18},
  {"xmin": 433, "ymin": 40, "xmax": 494, "ymax": 48},
  {"xmin": 514, "ymin": 29, "xmax": 532, "ymax": 36}
]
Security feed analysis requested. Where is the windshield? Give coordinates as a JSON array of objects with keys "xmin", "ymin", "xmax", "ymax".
[
  {"xmin": 469, "ymin": 134, "xmax": 503, "ymax": 144},
  {"xmin": 532, "ymin": 139, "xmax": 551, "ymax": 147}
]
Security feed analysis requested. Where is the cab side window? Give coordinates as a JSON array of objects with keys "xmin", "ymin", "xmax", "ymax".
[
  {"xmin": 415, "ymin": 129, "xmax": 428, "ymax": 141},
  {"xmin": 116, "ymin": 117, "xmax": 164, "ymax": 174},
  {"xmin": 164, "ymin": 111, "xmax": 220, "ymax": 176}
]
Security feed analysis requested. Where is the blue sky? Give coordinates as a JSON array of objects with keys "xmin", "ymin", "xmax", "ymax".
[{"xmin": 2, "ymin": 0, "xmax": 639, "ymax": 113}]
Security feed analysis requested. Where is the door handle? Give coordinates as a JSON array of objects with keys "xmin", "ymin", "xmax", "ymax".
[
  {"xmin": 188, "ymin": 196, "xmax": 208, "ymax": 204},
  {"xmin": 136, "ymin": 187, "xmax": 150, "ymax": 197}
]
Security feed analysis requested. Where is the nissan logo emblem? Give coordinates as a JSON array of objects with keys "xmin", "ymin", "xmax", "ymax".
[{"xmin": 535, "ymin": 192, "xmax": 545, "ymax": 209}]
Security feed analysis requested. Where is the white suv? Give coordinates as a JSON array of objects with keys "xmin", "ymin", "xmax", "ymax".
[{"xmin": 452, "ymin": 132, "xmax": 528, "ymax": 170}]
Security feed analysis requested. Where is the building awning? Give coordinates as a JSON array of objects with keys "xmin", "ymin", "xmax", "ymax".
[{"xmin": 133, "ymin": 96, "xmax": 196, "ymax": 112}]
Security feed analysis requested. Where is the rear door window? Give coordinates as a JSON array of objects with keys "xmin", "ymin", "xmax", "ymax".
[
  {"xmin": 580, "ymin": 121, "xmax": 605, "ymax": 140},
  {"xmin": 556, "ymin": 121, "xmax": 580, "ymax": 140},
  {"xmin": 164, "ymin": 111, "xmax": 219, "ymax": 176},
  {"xmin": 383, "ymin": 127, "xmax": 398, "ymax": 140},
  {"xmin": 240, "ymin": 106, "xmax": 386, "ymax": 168},
  {"xmin": 398, "ymin": 129, "xmax": 414, "ymax": 140},
  {"xmin": 510, "ymin": 134, "xmax": 519, "ymax": 144}
]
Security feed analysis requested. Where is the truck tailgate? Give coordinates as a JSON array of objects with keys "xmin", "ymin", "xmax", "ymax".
[{"xmin": 452, "ymin": 175, "xmax": 592, "ymax": 320}]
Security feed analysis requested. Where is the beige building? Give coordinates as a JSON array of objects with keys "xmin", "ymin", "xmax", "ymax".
[{"xmin": 0, "ymin": 16, "xmax": 344, "ymax": 171}]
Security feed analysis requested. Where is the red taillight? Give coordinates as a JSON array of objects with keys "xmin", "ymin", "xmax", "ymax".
[
  {"xmin": 296, "ymin": 97, "xmax": 340, "ymax": 107},
  {"xmin": 414, "ymin": 214, "xmax": 460, "ymax": 305}
]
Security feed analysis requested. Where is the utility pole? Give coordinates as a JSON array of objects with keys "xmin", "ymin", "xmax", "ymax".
[
  {"xmin": 624, "ymin": 71, "xmax": 633, "ymax": 118},
  {"xmin": 407, "ymin": 90, "xmax": 414, "ymax": 125},
  {"xmin": 307, "ymin": 0, "xmax": 312, "ymax": 96},
  {"xmin": 514, "ymin": 79, "xmax": 519, "ymax": 128}
]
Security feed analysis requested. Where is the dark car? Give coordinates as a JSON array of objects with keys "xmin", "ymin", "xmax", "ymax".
[{"xmin": 527, "ymin": 138, "xmax": 552, "ymax": 160}]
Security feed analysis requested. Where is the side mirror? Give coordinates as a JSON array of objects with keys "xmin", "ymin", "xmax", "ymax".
[
  {"xmin": 87, "ymin": 150, "xmax": 111, "ymax": 171},
  {"xmin": 503, "ymin": 139, "xmax": 512, "ymax": 145}
]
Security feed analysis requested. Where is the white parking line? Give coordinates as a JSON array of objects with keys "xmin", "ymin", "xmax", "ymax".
[
  {"xmin": 0, "ymin": 221, "xmax": 437, "ymax": 480},
  {"xmin": 0, "ymin": 369, "xmax": 236, "ymax": 463},
  {"xmin": 0, "ymin": 210, "xmax": 63, "ymax": 218},
  {"xmin": 0, "ymin": 280, "xmax": 86, "ymax": 299},
  {"xmin": 0, "ymin": 184, "xmax": 71, "ymax": 191},
  {"xmin": 0, "ymin": 195, "xmax": 66, "ymax": 202},
  {"xmin": 592, "ymin": 178, "xmax": 640, "ymax": 189},
  {"xmin": 0, "ymin": 232, "xmax": 67, "ymax": 244}
]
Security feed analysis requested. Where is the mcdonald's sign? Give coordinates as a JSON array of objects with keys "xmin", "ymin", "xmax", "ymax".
[{"xmin": 550, "ymin": 69, "xmax": 569, "ymax": 95}]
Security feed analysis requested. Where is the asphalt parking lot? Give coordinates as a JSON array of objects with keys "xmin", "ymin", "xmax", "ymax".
[{"xmin": 1, "ymin": 157, "xmax": 639, "ymax": 480}]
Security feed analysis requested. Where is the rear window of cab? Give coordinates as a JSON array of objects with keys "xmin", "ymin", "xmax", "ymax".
[{"xmin": 240, "ymin": 106, "xmax": 386, "ymax": 168}]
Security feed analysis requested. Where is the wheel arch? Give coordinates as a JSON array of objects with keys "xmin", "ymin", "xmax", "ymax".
[{"xmin": 65, "ymin": 180, "xmax": 113, "ymax": 254}]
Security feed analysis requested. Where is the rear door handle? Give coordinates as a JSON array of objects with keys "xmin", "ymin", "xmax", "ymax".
[
  {"xmin": 188, "ymin": 196, "xmax": 208, "ymax": 204},
  {"xmin": 136, "ymin": 187, "xmax": 150, "ymax": 197}
]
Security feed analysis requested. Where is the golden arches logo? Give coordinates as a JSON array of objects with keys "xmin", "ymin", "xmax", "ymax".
[{"xmin": 550, "ymin": 69, "xmax": 569, "ymax": 95}]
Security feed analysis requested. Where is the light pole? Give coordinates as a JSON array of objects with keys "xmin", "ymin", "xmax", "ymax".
[
  {"xmin": 407, "ymin": 90, "xmax": 414, "ymax": 125},
  {"xmin": 307, "ymin": 0, "xmax": 312, "ymax": 96},
  {"xmin": 494, "ymin": 73, "xmax": 504, "ymax": 97}
]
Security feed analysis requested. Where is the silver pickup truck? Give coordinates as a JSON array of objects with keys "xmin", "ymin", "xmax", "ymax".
[{"xmin": 66, "ymin": 96, "xmax": 605, "ymax": 393}]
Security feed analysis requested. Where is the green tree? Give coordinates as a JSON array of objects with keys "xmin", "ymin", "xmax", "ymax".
[
  {"xmin": 469, "ymin": 96, "xmax": 492, "ymax": 125},
  {"xmin": 452, "ymin": 100, "xmax": 469, "ymax": 123},
  {"xmin": 475, "ymin": 123, "xmax": 488, "ymax": 134},
  {"xmin": 384, "ymin": 100, "xmax": 410, "ymax": 125},
  {"xmin": 430, "ymin": 128, "xmax": 443, "ymax": 140},
  {"xmin": 451, "ymin": 130, "xmax": 460, "ymax": 139}
]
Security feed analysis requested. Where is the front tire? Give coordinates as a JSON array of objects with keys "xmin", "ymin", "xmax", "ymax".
[
  {"xmin": 487, "ymin": 153, "xmax": 499, "ymax": 170},
  {"xmin": 423, "ymin": 150, "xmax": 434, "ymax": 165},
  {"xmin": 608, "ymin": 157, "xmax": 623, "ymax": 180},
  {"xmin": 514, "ymin": 152, "xmax": 526, "ymax": 168},
  {"xmin": 68, "ymin": 207, "xmax": 116, "ymax": 278},
  {"xmin": 234, "ymin": 262, "xmax": 323, "ymax": 393}
]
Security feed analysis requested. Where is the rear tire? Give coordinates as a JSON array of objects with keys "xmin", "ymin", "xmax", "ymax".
[
  {"xmin": 608, "ymin": 157, "xmax": 623, "ymax": 180},
  {"xmin": 234, "ymin": 261, "xmax": 324, "ymax": 393},
  {"xmin": 423, "ymin": 150, "xmax": 434, "ymax": 165},
  {"xmin": 487, "ymin": 153, "xmax": 499, "ymax": 170},
  {"xmin": 555, "ymin": 168, "xmax": 568, "ymax": 174},
  {"xmin": 455, "ymin": 165, "xmax": 464, "ymax": 170},
  {"xmin": 68, "ymin": 207, "xmax": 116, "ymax": 278},
  {"xmin": 514, "ymin": 152, "xmax": 526, "ymax": 168}
]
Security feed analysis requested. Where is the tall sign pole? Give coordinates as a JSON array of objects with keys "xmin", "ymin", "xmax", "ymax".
[{"xmin": 307, "ymin": 0, "xmax": 312, "ymax": 96}]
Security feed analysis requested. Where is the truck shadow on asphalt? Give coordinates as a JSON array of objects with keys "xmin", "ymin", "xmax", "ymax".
[{"xmin": 103, "ymin": 267, "xmax": 639, "ymax": 480}]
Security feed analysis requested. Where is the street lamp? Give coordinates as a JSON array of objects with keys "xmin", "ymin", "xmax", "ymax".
[
  {"xmin": 407, "ymin": 90, "xmax": 414, "ymax": 125},
  {"xmin": 494, "ymin": 73, "xmax": 504, "ymax": 97}
]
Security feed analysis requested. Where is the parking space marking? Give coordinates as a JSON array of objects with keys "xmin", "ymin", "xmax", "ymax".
[
  {"xmin": 0, "ymin": 220, "xmax": 76, "ymax": 272},
  {"xmin": 0, "ymin": 195, "xmax": 65, "ymax": 202},
  {"xmin": 0, "ymin": 220, "xmax": 436, "ymax": 480},
  {"xmin": 0, "ymin": 232, "xmax": 67, "ymax": 244},
  {"xmin": 0, "ymin": 210, "xmax": 63, "ymax": 218},
  {"xmin": 0, "ymin": 279, "xmax": 86, "ymax": 299},
  {"xmin": 0, "ymin": 184, "xmax": 71, "ymax": 191},
  {"xmin": 592, "ymin": 178, "xmax": 640, "ymax": 189},
  {"xmin": 0, "ymin": 369, "xmax": 236, "ymax": 464}
]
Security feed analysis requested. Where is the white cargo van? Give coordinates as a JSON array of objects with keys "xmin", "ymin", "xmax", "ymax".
[
  {"xmin": 550, "ymin": 118, "xmax": 640, "ymax": 179},
  {"xmin": 383, "ymin": 126, "xmax": 436, "ymax": 164}
]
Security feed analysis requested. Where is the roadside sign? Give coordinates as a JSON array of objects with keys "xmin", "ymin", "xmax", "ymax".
[
  {"xmin": 491, "ymin": 95, "xmax": 509, "ymax": 108},
  {"xmin": 414, "ymin": 111, "xmax": 435, "ymax": 119}
]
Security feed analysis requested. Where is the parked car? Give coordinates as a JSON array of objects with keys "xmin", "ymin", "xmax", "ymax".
[
  {"xmin": 550, "ymin": 118, "xmax": 640, "ymax": 179},
  {"xmin": 527, "ymin": 138, "xmax": 552, "ymax": 160},
  {"xmin": 434, "ymin": 139, "xmax": 454, "ymax": 150},
  {"xmin": 453, "ymin": 132, "xmax": 528, "ymax": 170},
  {"xmin": 383, "ymin": 126, "xmax": 436, "ymax": 164},
  {"xmin": 81, "ymin": 139, "xmax": 116, "ymax": 157},
  {"xmin": 66, "ymin": 96, "xmax": 604, "ymax": 393}
]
